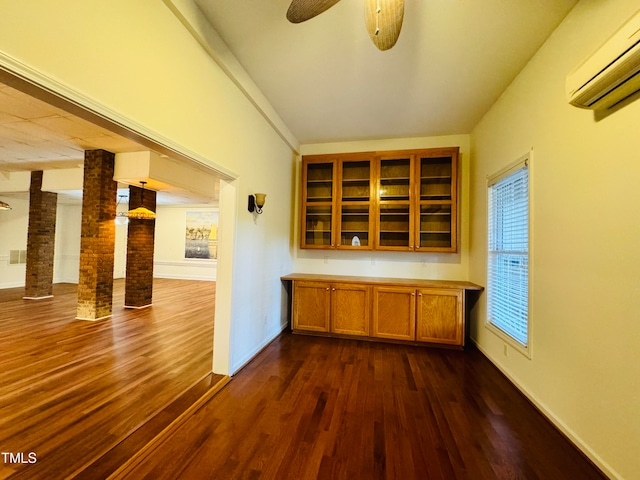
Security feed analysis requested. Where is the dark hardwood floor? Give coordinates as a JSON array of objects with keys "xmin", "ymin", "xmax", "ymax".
[
  {"xmin": 119, "ymin": 332, "xmax": 606, "ymax": 480},
  {"xmin": 0, "ymin": 279, "xmax": 221, "ymax": 480}
]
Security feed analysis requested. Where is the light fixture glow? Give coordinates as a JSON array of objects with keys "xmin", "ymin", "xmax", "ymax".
[{"xmin": 127, "ymin": 181, "xmax": 156, "ymax": 220}]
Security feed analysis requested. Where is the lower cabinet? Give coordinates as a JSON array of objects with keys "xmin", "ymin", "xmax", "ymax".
[
  {"xmin": 292, "ymin": 281, "xmax": 330, "ymax": 333},
  {"xmin": 416, "ymin": 288, "xmax": 463, "ymax": 345},
  {"xmin": 292, "ymin": 281, "xmax": 370, "ymax": 336},
  {"xmin": 331, "ymin": 283, "xmax": 370, "ymax": 336},
  {"xmin": 285, "ymin": 274, "xmax": 483, "ymax": 348},
  {"xmin": 372, "ymin": 286, "xmax": 416, "ymax": 341}
]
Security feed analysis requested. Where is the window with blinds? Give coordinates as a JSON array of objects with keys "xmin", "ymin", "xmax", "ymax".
[{"xmin": 487, "ymin": 155, "xmax": 529, "ymax": 347}]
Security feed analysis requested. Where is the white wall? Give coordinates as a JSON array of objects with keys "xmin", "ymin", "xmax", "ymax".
[
  {"xmin": 53, "ymin": 203, "xmax": 81, "ymax": 283},
  {"xmin": 0, "ymin": 0, "xmax": 295, "ymax": 375},
  {"xmin": 296, "ymin": 135, "xmax": 471, "ymax": 281},
  {"xmin": 469, "ymin": 1, "xmax": 640, "ymax": 478},
  {"xmin": 0, "ymin": 195, "xmax": 28, "ymax": 288},
  {"xmin": 154, "ymin": 205, "xmax": 217, "ymax": 281}
]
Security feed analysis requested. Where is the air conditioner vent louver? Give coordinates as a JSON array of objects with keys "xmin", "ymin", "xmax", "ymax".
[{"xmin": 567, "ymin": 9, "xmax": 640, "ymax": 110}]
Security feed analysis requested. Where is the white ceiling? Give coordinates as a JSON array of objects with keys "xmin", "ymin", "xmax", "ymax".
[
  {"xmin": 0, "ymin": 84, "xmax": 142, "ymax": 172},
  {"xmin": 1, "ymin": 0, "xmax": 578, "ymax": 205},
  {"xmin": 0, "ymin": 83, "xmax": 219, "ymax": 205},
  {"xmin": 195, "ymin": 0, "xmax": 578, "ymax": 144}
]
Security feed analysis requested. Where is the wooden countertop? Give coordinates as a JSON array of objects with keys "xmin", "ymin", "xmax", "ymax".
[{"xmin": 281, "ymin": 273, "xmax": 484, "ymax": 291}]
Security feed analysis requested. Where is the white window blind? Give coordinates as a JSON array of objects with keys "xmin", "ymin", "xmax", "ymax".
[{"xmin": 487, "ymin": 159, "xmax": 529, "ymax": 346}]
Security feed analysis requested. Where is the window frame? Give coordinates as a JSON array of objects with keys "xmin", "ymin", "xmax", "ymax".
[{"xmin": 486, "ymin": 152, "xmax": 532, "ymax": 358}]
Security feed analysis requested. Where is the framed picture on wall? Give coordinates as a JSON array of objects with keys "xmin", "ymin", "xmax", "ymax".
[{"xmin": 185, "ymin": 210, "xmax": 218, "ymax": 260}]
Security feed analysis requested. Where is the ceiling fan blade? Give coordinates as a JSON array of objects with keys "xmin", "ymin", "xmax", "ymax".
[
  {"xmin": 286, "ymin": 0, "xmax": 342, "ymax": 23},
  {"xmin": 364, "ymin": 0, "xmax": 405, "ymax": 51}
]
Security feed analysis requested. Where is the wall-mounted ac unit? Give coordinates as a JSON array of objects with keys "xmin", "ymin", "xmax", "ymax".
[{"xmin": 567, "ymin": 9, "xmax": 640, "ymax": 109}]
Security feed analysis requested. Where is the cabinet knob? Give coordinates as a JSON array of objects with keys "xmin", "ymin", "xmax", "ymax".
[
  {"xmin": 332, "ymin": 288, "xmax": 336, "ymax": 291},
  {"xmin": 411, "ymin": 292, "xmax": 416, "ymax": 296},
  {"xmin": 326, "ymin": 287, "xmax": 330, "ymax": 291}
]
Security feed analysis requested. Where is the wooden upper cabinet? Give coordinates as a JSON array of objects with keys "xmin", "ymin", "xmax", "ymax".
[
  {"xmin": 300, "ymin": 147, "xmax": 459, "ymax": 252},
  {"xmin": 415, "ymin": 148, "xmax": 459, "ymax": 252},
  {"xmin": 337, "ymin": 155, "xmax": 374, "ymax": 249},
  {"xmin": 300, "ymin": 157, "xmax": 337, "ymax": 249},
  {"xmin": 376, "ymin": 153, "xmax": 415, "ymax": 251}
]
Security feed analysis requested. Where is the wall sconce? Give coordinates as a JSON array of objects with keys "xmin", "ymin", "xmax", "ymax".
[
  {"xmin": 0, "ymin": 200, "xmax": 12, "ymax": 211},
  {"xmin": 248, "ymin": 193, "xmax": 267, "ymax": 214}
]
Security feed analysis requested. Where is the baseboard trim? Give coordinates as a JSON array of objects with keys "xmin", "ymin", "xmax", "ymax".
[
  {"xmin": 229, "ymin": 322, "xmax": 289, "ymax": 376},
  {"xmin": 106, "ymin": 375, "xmax": 231, "ymax": 480},
  {"xmin": 469, "ymin": 337, "xmax": 618, "ymax": 480},
  {"xmin": 22, "ymin": 295, "xmax": 53, "ymax": 300},
  {"xmin": 76, "ymin": 314, "xmax": 112, "ymax": 322},
  {"xmin": 124, "ymin": 303, "xmax": 153, "ymax": 310}
]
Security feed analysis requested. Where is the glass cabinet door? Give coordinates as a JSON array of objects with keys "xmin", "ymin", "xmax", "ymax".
[
  {"xmin": 338, "ymin": 159, "xmax": 372, "ymax": 248},
  {"xmin": 301, "ymin": 160, "xmax": 335, "ymax": 248},
  {"xmin": 416, "ymin": 152, "xmax": 457, "ymax": 251},
  {"xmin": 377, "ymin": 156, "xmax": 414, "ymax": 250}
]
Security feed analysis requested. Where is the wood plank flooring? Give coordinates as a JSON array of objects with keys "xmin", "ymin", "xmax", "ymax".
[
  {"xmin": 0, "ymin": 279, "xmax": 221, "ymax": 480},
  {"xmin": 122, "ymin": 333, "xmax": 606, "ymax": 480}
]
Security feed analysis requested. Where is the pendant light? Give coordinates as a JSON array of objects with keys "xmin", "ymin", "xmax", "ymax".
[
  {"xmin": 127, "ymin": 181, "xmax": 156, "ymax": 220},
  {"xmin": 115, "ymin": 195, "xmax": 129, "ymax": 225}
]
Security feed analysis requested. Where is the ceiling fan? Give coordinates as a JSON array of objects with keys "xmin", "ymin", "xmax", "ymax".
[{"xmin": 286, "ymin": 0, "xmax": 405, "ymax": 51}]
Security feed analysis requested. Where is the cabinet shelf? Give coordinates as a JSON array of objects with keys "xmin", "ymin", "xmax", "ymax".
[
  {"xmin": 342, "ymin": 178, "xmax": 370, "ymax": 183},
  {"xmin": 421, "ymin": 175, "xmax": 452, "ymax": 180},
  {"xmin": 342, "ymin": 196, "xmax": 369, "ymax": 202},
  {"xmin": 380, "ymin": 178, "xmax": 410, "ymax": 183},
  {"xmin": 306, "ymin": 196, "xmax": 332, "ymax": 202}
]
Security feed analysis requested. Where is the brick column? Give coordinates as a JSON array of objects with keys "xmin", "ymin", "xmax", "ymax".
[
  {"xmin": 24, "ymin": 171, "xmax": 57, "ymax": 299},
  {"xmin": 76, "ymin": 150, "xmax": 117, "ymax": 320},
  {"xmin": 124, "ymin": 185, "xmax": 156, "ymax": 308}
]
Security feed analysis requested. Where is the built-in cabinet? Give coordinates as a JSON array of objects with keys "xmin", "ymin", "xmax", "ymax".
[
  {"xmin": 283, "ymin": 274, "xmax": 482, "ymax": 348},
  {"xmin": 300, "ymin": 147, "xmax": 459, "ymax": 252},
  {"xmin": 291, "ymin": 280, "xmax": 371, "ymax": 337}
]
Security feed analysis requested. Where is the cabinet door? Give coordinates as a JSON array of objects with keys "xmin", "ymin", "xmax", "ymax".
[
  {"xmin": 301, "ymin": 158, "xmax": 336, "ymax": 249},
  {"xmin": 292, "ymin": 281, "xmax": 331, "ymax": 332},
  {"xmin": 372, "ymin": 286, "xmax": 416, "ymax": 341},
  {"xmin": 416, "ymin": 288, "xmax": 463, "ymax": 345},
  {"xmin": 331, "ymin": 283, "xmax": 371, "ymax": 336},
  {"xmin": 415, "ymin": 148, "xmax": 458, "ymax": 252},
  {"xmin": 376, "ymin": 155, "xmax": 415, "ymax": 251},
  {"xmin": 338, "ymin": 157, "xmax": 373, "ymax": 249}
]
